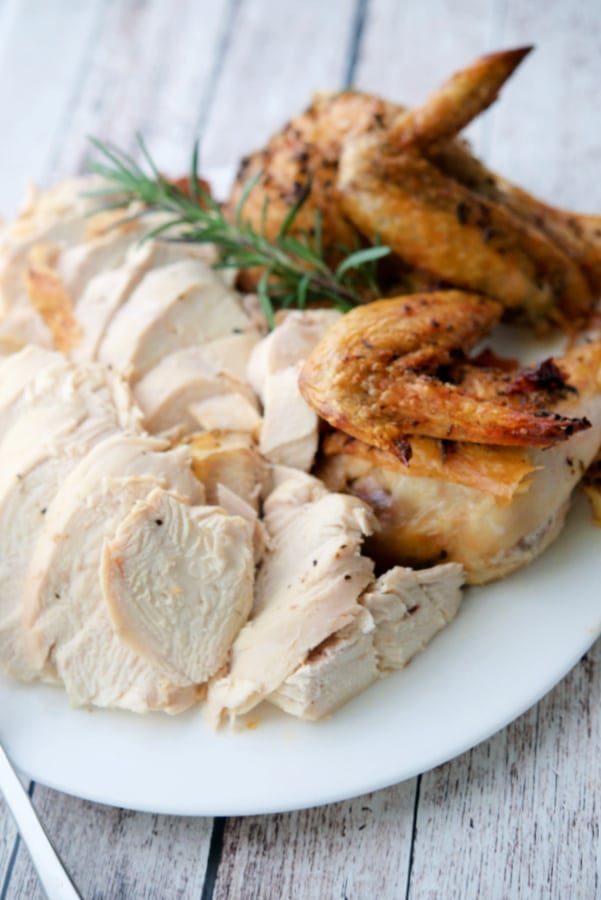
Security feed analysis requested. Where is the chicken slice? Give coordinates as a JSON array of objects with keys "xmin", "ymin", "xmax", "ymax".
[
  {"xmin": 0, "ymin": 362, "xmax": 142, "ymax": 680},
  {"xmin": 0, "ymin": 345, "xmax": 69, "ymax": 421},
  {"xmin": 247, "ymin": 310, "xmax": 341, "ymax": 470},
  {"xmin": 205, "ymin": 468, "xmax": 376, "ymax": 726},
  {"xmin": 267, "ymin": 611, "xmax": 378, "ymax": 720},
  {"xmin": 57, "ymin": 603, "xmax": 201, "ymax": 715},
  {"xmin": 98, "ymin": 259, "xmax": 252, "ymax": 381},
  {"xmin": 362, "ymin": 563, "xmax": 464, "ymax": 671},
  {"xmin": 70, "ymin": 240, "xmax": 219, "ymax": 363},
  {"xmin": 0, "ymin": 179, "xmax": 108, "ymax": 346},
  {"xmin": 56, "ymin": 211, "xmax": 146, "ymax": 302},
  {"xmin": 0, "ymin": 333, "xmax": 23, "ymax": 359},
  {"xmin": 269, "ymin": 562, "xmax": 463, "ymax": 719},
  {"xmin": 70, "ymin": 241, "xmax": 160, "ymax": 363},
  {"xmin": 187, "ymin": 430, "xmax": 270, "ymax": 511},
  {"xmin": 187, "ymin": 430, "xmax": 270, "ymax": 562},
  {"xmin": 101, "ymin": 487, "xmax": 254, "ymax": 685},
  {"xmin": 23, "ymin": 435, "xmax": 203, "ymax": 704},
  {"xmin": 134, "ymin": 340, "xmax": 261, "ymax": 435}
]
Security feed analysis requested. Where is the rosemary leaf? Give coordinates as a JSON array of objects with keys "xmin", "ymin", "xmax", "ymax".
[{"xmin": 87, "ymin": 135, "xmax": 391, "ymax": 327}]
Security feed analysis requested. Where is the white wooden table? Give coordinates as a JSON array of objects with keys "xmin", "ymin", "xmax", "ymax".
[{"xmin": 1, "ymin": 1, "xmax": 600, "ymax": 897}]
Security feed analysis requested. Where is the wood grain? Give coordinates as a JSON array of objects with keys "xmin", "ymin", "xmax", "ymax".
[
  {"xmin": 212, "ymin": 780, "xmax": 417, "ymax": 900},
  {"xmin": 3, "ymin": 787, "xmax": 213, "ymax": 900},
  {"xmin": 409, "ymin": 639, "xmax": 601, "ymax": 899},
  {"xmin": 0, "ymin": 791, "xmax": 21, "ymax": 896},
  {"xmin": 0, "ymin": 0, "xmax": 106, "ymax": 217},
  {"xmin": 200, "ymin": 0, "xmax": 358, "ymax": 172},
  {"xmin": 487, "ymin": 0, "xmax": 601, "ymax": 211},
  {"xmin": 46, "ymin": 0, "xmax": 232, "ymax": 188},
  {"xmin": 354, "ymin": 0, "xmax": 500, "ymax": 155}
]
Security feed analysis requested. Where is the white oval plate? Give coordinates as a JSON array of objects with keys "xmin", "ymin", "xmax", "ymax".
[{"xmin": 1, "ymin": 493, "xmax": 599, "ymax": 816}]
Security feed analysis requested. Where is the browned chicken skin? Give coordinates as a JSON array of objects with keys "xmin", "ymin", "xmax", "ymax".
[
  {"xmin": 299, "ymin": 292, "xmax": 591, "ymax": 455},
  {"xmin": 228, "ymin": 47, "xmax": 601, "ymax": 323}
]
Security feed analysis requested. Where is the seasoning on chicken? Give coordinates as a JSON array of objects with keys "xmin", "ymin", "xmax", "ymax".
[
  {"xmin": 23, "ymin": 433, "xmax": 205, "ymax": 711},
  {"xmin": 317, "ymin": 337, "xmax": 601, "ymax": 583},
  {"xmin": 205, "ymin": 468, "xmax": 376, "ymax": 726},
  {"xmin": 269, "ymin": 562, "xmax": 463, "ymax": 720},
  {"xmin": 0, "ymin": 350, "xmax": 142, "ymax": 681},
  {"xmin": 299, "ymin": 292, "xmax": 591, "ymax": 455}
]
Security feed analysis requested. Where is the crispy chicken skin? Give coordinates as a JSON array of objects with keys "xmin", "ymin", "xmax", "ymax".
[
  {"xmin": 429, "ymin": 142, "xmax": 601, "ymax": 297},
  {"xmin": 299, "ymin": 292, "xmax": 591, "ymax": 455},
  {"xmin": 386, "ymin": 47, "xmax": 532, "ymax": 152},
  {"xmin": 228, "ymin": 90, "xmax": 401, "ymax": 277},
  {"xmin": 338, "ymin": 140, "xmax": 593, "ymax": 322},
  {"xmin": 228, "ymin": 47, "xmax": 598, "ymax": 322},
  {"xmin": 316, "ymin": 337, "xmax": 601, "ymax": 583}
]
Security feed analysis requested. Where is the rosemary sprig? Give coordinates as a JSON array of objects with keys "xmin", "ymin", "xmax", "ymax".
[{"xmin": 87, "ymin": 135, "xmax": 390, "ymax": 328}]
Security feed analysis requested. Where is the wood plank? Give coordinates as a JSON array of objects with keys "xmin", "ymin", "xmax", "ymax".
[
  {"xmin": 485, "ymin": 0, "xmax": 601, "ymax": 211},
  {"xmin": 212, "ymin": 780, "xmax": 417, "ymax": 900},
  {"xmin": 0, "ymin": 0, "xmax": 106, "ymax": 217},
  {"xmin": 354, "ymin": 0, "xmax": 500, "ymax": 153},
  {"xmin": 4, "ymin": 788, "xmax": 213, "ymax": 900},
  {"xmin": 200, "ymin": 0, "xmax": 358, "ymax": 175},
  {"xmin": 0, "ymin": 797, "xmax": 20, "ymax": 893},
  {"xmin": 46, "ymin": 0, "xmax": 231, "ymax": 187},
  {"xmin": 407, "ymin": 639, "xmax": 601, "ymax": 898}
]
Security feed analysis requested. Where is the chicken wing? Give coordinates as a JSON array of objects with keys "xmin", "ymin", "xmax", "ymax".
[
  {"xmin": 316, "ymin": 336, "xmax": 601, "ymax": 583},
  {"xmin": 299, "ymin": 292, "xmax": 591, "ymax": 454}
]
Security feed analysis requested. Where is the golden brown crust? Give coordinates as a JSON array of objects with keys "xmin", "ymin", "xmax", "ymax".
[
  {"xmin": 430, "ymin": 141, "xmax": 601, "ymax": 296},
  {"xmin": 299, "ymin": 292, "xmax": 592, "ymax": 452},
  {"xmin": 319, "ymin": 431, "xmax": 537, "ymax": 501},
  {"xmin": 388, "ymin": 46, "xmax": 532, "ymax": 151},
  {"xmin": 338, "ymin": 136, "xmax": 593, "ymax": 322},
  {"xmin": 227, "ymin": 50, "xmax": 598, "ymax": 323},
  {"xmin": 227, "ymin": 91, "xmax": 404, "ymax": 279}
]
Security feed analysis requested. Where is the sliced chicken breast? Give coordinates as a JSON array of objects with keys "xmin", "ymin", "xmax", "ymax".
[
  {"xmin": 98, "ymin": 259, "xmax": 251, "ymax": 381},
  {"xmin": 101, "ymin": 487, "xmax": 254, "ymax": 684},
  {"xmin": 70, "ymin": 240, "xmax": 218, "ymax": 364},
  {"xmin": 0, "ymin": 362, "xmax": 142, "ymax": 680},
  {"xmin": 187, "ymin": 430, "xmax": 270, "ymax": 562},
  {"xmin": 0, "ymin": 346, "xmax": 69, "ymax": 423},
  {"xmin": 70, "ymin": 241, "xmax": 159, "ymax": 363},
  {"xmin": 57, "ymin": 215, "xmax": 146, "ymax": 302},
  {"xmin": 268, "ymin": 612, "xmax": 378, "ymax": 720},
  {"xmin": 23, "ymin": 434, "xmax": 203, "ymax": 710},
  {"xmin": 57, "ymin": 602, "xmax": 201, "ymax": 715},
  {"xmin": 205, "ymin": 468, "xmax": 376, "ymax": 726},
  {"xmin": 134, "ymin": 341, "xmax": 261, "ymax": 435},
  {"xmin": 247, "ymin": 310, "xmax": 340, "ymax": 470},
  {"xmin": 362, "ymin": 563, "xmax": 464, "ymax": 671},
  {"xmin": 187, "ymin": 431, "xmax": 270, "ymax": 511},
  {"xmin": 269, "ymin": 562, "xmax": 464, "ymax": 719},
  {"xmin": 0, "ymin": 180, "xmax": 106, "ymax": 350}
]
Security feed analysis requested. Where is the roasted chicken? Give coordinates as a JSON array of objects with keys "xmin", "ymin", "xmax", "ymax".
[{"xmin": 229, "ymin": 47, "xmax": 601, "ymax": 324}]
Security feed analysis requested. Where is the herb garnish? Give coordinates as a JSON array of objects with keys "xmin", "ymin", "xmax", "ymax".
[{"xmin": 87, "ymin": 135, "xmax": 390, "ymax": 327}]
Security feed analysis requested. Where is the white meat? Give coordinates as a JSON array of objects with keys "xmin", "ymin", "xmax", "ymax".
[
  {"xmin": 101, "ymin": 487, "xmax": 254, "ymax": 684},
  {"xmin": 23, "ymin": 434, "xmax": 204, "ymax": 711},
  {"xmin": 0, "ymin": 361, "xmax": 142, "ymax": 680},
  {"xmin": 134, "ymin": 340, "xmax": 261, "ymax": 435},
  {"xmin": 98, "ymin": 259, "xmax": 252, "ymax": 381},
  {"xmin": 247, "ymin": 310, "xmax": 340, "ymax": 470},
  {"xmin": 269, "ymin": 562, "xmax": 464, "ymax": 720},
  {"xmin": 205, "ymin": 468, "xmax": 376, "ymax": 726}
]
